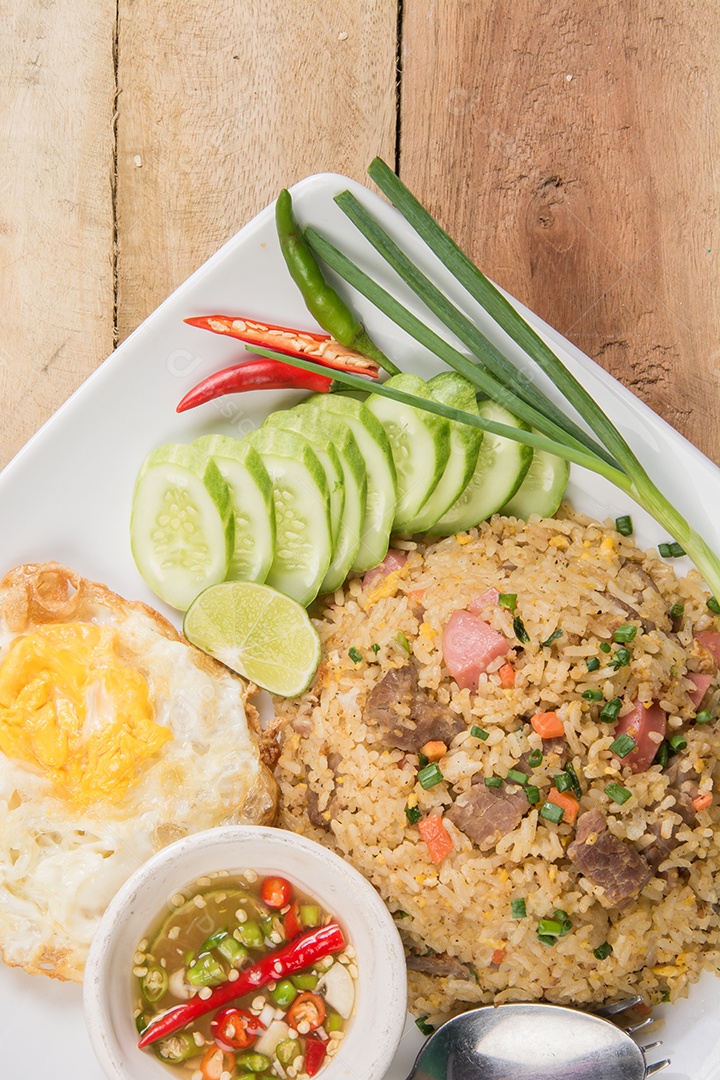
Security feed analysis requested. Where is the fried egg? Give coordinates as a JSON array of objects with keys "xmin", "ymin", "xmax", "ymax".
[{"xmin": 0, "ymin": 563, "xmax": 277, "ymax": 982}]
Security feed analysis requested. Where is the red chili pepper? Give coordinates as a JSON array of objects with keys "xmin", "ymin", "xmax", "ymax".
[
  {"xmin": 304, "ymin": 1034, "xmax": 328, "ymax": 1077},
  {"xmin": 283, "ymin": 900, "xmax": 302, "ymax": 940},
  {"xmin": 211, "ymin": 1007, "xmax": 265, "ymax": 1051},
  {"xmin": 184, "ymin": 315, "xmax": 381, "ymax": 378},
  {"xmin": 260, "ymin": 875, "xmax": 293, "ymax": 908},
  {"xmin": 137, "ymin": 922, "xmax": 345, "ymax": 1049},
  {"xmin": 176, "ymin": 357, "xmax": 334, "ymax": 412}
]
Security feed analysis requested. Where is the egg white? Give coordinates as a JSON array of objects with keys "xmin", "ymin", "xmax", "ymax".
[{"xmin": 0, "ymin": 566, "xmax": 276, "ymax": 982}]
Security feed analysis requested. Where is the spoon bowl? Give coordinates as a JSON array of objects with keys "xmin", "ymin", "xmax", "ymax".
[{"xmin": 407, "ymin": 1001, "xmax": 669, "ymax": 1080}]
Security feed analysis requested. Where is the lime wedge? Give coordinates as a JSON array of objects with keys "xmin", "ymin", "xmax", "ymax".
[{"xmin": 183, "ymin": 581, "xmax": 321, "ymax": 697}]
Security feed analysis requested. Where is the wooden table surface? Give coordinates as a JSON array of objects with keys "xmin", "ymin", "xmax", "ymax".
[{"xmin": 1, "ymin": 1, "xmax": 718, "ymax": 473}]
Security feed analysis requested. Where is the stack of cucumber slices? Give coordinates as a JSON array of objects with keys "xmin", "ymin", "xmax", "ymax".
[{"xmin": 130, "ymin": 372, "xmax": 568, "ymax": 611}]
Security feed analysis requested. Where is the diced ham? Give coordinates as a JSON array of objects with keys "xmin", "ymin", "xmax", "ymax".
[
  {"xmin": 442, "ymin": 609, "xmax": 510, "ymax": 691},
  {"xmin": 687, "ymin": 672, "xmax": 713, "ymax": 709},
  {"xmin": 694, "ymin": 631, "xmax": 720, "ymax": 664},
  {"xmin": 467, "ymin": 588, "xmax": 500, "ymax": 614},
  {"xmin": 613, "ymin": 700, "xmax": 667, "ymax": 773},
  {"xmin": 362, "ymin": 548, "xmax": 407, "ymax": 589}
]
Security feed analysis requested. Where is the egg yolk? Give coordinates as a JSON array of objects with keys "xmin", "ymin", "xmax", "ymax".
[{"xmin": 0, "ymin": 622, "xmax": 172, "ymax": 807}]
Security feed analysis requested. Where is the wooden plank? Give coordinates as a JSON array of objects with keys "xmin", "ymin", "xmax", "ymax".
[
  {"xmin": 115, "ymin": 0, "xmax": 397, "ymax": 342},
  {"xmin": 0, "ymin": 0, "xmax": 116, "ymax": 470},
  {"xmin": 400, "ymin": 1, "xmax": 720, "ymax": 464}
]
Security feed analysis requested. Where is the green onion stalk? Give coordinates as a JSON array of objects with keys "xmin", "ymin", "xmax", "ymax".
[{"xmin": 267, "ymin": 161, "xmax": 720, "ymax": 601}]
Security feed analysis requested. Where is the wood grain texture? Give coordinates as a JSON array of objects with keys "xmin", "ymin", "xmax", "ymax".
[
  {"xmin": 400, "ymin": 0, "xmax": 720, "ymax": 464},
  {"xmin": 115, "ymin": 0, "xmax": 398, "ymax": 342},
  {"xmin": 0, "ymin": 0, "xmax": 116, "ymax": 470}
]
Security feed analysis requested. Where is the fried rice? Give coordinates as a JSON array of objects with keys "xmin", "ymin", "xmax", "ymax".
[{"xmin": 275, "ymin": 508, "xmax": 720, "ymax": 1023}]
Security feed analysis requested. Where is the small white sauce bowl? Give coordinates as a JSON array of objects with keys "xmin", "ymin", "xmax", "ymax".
[{"xmin": 84, "ymin": 825, "xmax": 407, "ymax": 1080}]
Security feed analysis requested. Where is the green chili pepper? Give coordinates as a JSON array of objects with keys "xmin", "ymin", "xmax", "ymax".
[
  {"xmin": 275, "ymin": 189, "xmax": 398, "ymax": 373},
  {"xmin": 154, "ymin": 1033, "xmax": 199, "ymax": 1063},
  {"xmin": 238, "ymin": 920, "xmax": 265, "ymax": 948},
  {"xmin": 271, "ymin": 979, "xmax": 299, "ymax": 1007},
  {"xmin": 326, "ymin": 1012, "xmax": 344, "ymax": 1032},
  {"xmin": 300, "ymin": 904, "xmax": 321, "ymax": 928},
  {"xmin": 290, "ymin": 972, "xmax": 319, "ymax": 990},
  {"xmin": 217, "ymin": 935, "xmax": 248, "ymax": 966},
  {"xmin": 276, "ymin": 1039, "xmax": 303, "ymax": 1065},
  {"xmin": 140, "ymin": 964, "xmax": 168, "ymax": 1004},
  {"xmin": 200, "ymin": 927, "xmax": 229, "ymax": 952},
  {"xmin": 237, "ymin": 1052, "xmax": 272, "ymax": 1073},
  {"xmin": 187, "ymin": 952, "xmax": 226, "ymax": 988}
]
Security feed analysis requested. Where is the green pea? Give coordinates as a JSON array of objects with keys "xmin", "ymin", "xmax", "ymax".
[
  {"xmin": 276, "ymin": 1038, "xmax": 302, "ymax": 1066},
  {"xmin": 271, "ymin": 979, "xmax": 298, "ymax": 1007},
  {"xmin": 290, "ymin": 972, "xmax": 318, "ymax": 990},
  {"xmin": 238, "ymin": 920, "xmax": 264, "ymax": 949},
  {"xmin": 236, "ymin": 1052, "xmax": 271, "ymax": 1073}
]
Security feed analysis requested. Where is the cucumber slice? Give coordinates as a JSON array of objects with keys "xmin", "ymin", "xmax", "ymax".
[
  {"xmin": 193, "ymin": 435, "xmax": 276, "ymax": 583},
  {"xmin": 264, "ymin": 408, "xmax": 367, "ymax": 594},
  {"xmin": 304, "ymin": 394, "xmax": 397, "ymax": 573},
  {"xmin": 130, "ymin": 443, "xmax": 233, "ymax": 610},
  {"xmin": 366, "ymin": 374, "xmax": 450, "ymax": 530},
  {"xmin": 401, "ymin": 371, "xmax": 482, "ymax": 533},
  {"xmin": 429, "ymin": 400, "xmax": 533, "ymax": 535},
  {"xmin": 247, "ymin": 427, "xmax": 332, "ymax": 606},
  {"xmin": 501, "ymin": 440, "xmax": 569, "ymax": 519}
]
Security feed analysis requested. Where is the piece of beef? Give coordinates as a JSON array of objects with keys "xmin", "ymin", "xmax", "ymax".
[
  {"xmin": 445, "ymin": 782, "xmax": 528, "ymax": 851},
  {"xmin": 568, "ymin": 809, "xmax": 652, "ymax": 908},
  {"xmin": 406, "ymin": 952, "xmax": 474, "ymax": 980},
  {"xmin": 364, "ymin": 665, "xmax": 465, "ymax": 752}
]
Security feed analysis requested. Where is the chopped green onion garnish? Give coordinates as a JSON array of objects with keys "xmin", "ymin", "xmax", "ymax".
[
  {"xmin": 653, "ymin": 741, "xmax": 669, "ymax": 768},
  {"xmin": 668, "ymin": 734, "xmax": 687, "ymax": 752},
  {"xmin": 528, "ymin": 748, "xmax": 543, "ymax": 768},
  {"xmin": 348, "ymin": 646, "xmax": 363, "ymax": 664},
  {"xmin": 608, "ymin": 646, "xmax": 631, "ymax": 670},
  {"xmin": 394, "ymin": 910, "xmax": 410, "ymax": 919},
  {"xmin": 537, "ymin": 934, "xmax": 558, "ymax": 947},
  {"xmin": 554, "ymin": 772, "xmax": 572, "ymax": 793},
  {"xmin": 418, "ymin": 763, "xmax": 443, "ymax": 789},
  {"xmin": 537, "ymin": 918, "xmax": 563, "ymax": 936},
  {"xmin": 660, "ymin": 989, "xmax": 671, "ymax": 1003},
  {"xmin": 600, "ymin": 697, "xmax": 622, "ymax": 721},
  {"xmin": 418, "ymin": 752, "xmax": 429, "ymax": 768},
  {"xmin": 540, "ymin": 628, "xmax": 563, "ymax": 647},
  {"xmin": 415, "ymin": 1016, "xmax": 435, "ymax": 1035},
  {"xmin": 565, "ymin": 762, "xmax": 583, "ymax": 799},
  {"xmin": 553, "ymin": 910, "xmax": 573, "ymax": 936},
  {"xmin": 405, "ymin": 805, "xmax": 421, "ymax": 825},
  {"xmin": 513, "ymin": 616, "xmax": 530, "ymax": 643},
  {"xmin": 582, "ymin": 689, "xmax": 603, "ymax": 701},
  {"xmin": 594, "ymin": 941, "xmax": 613, "ymax": 960},
  {"xmin": 511, "ymin": 898, "xmax": 527, "ymax": 919},
  {"xmin": 396, "ymin": 631, "xmax": 411, "ymax": 654},
  {"xmin": 600, "ymin": 642, "xmax": 612, "ymax": 653},
  {"xmin": 370, "ymin": 642, "xmax": 381, "ymax": 654},
  {"xmin": 696, "ymin": 710, "xmax": 713, "ymax": 725},
  {"xmin": 507, "ymin": 769, "xmax": 528, "ymax": 785},
  {"xmin": 708, "ymin": 597, "xmax": 720, "ymax": 615},
  {"xmin": 670, "ymin": 603, "xmax": 684, "ymax": 619},
  {"xmin": 498, "ymin": 593, "xmax": 517, "ymax": 611},
  {"xmin": 525, "ymin": 784, "xmax": 541, "ymax": 804},
  {"xmin": 471, "ymin": 725, "xmax": 490, "ymax": 741},
  {"xmin": 585, "ymin": 656, "xmax": 601, "ymax": 672},
  {"xmin": 485, "ymin": 776, "xmax": 502, "ymax": 788},
  {"xmin": 615, "ymin": 515, "xmax": 633, "ymax": 536},
  {"xmin": 659, "ymin": 541, "xmax": 686, "ymax": 558},
  {"xmin": 610, "ymin": 733, "xmax": 637, "ymax": 758},
  {"xmin": 613, "ymin": 624, "xmax": 637, "ymax": 643},
  {"xmin": 540, "ymin": 801, "xmax": 564, "ymax": 823},
  {"xmin": 605, "ymin": 782, "xmax": 631, "ymax": 804}
]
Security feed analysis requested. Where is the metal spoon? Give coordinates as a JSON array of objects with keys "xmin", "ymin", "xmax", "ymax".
[{"xmin": 406, "ymin": 998, "xmax": 670, "ymax": 1080}]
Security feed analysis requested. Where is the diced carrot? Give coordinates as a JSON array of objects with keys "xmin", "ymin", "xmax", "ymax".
[
  {"xmin": 420, "ymin": 740, "xmax": 448, "ymax": 762},
  {"xmin": 409, "ymin": 589, "xmax": 426, "ymax": 605},
  {"xmin": 531, "ymin": 711, "xmax": 565, "ymax": 738},
  {"xmin": 693, "ymin": 793, "xmax": 712, "ymax": 812},
  {"xmin": 546, "ymin": 787, "xmax": 580, "ymax": 825},
  {"xmin": 491, "ymin": 948, "xmax": 506, "ymax": 965},
  {"xmin": 498, "ymin": 662, "xmax": 515, "ymax": 689},
  {"xmin": 417, "ymin": 815, "xmax": 454, "ymax": 865}
]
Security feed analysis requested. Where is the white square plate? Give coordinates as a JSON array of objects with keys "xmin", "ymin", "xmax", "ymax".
[{"xmin": 1, "ymin": 173, "xmax": 719, "ymax": 1079}]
